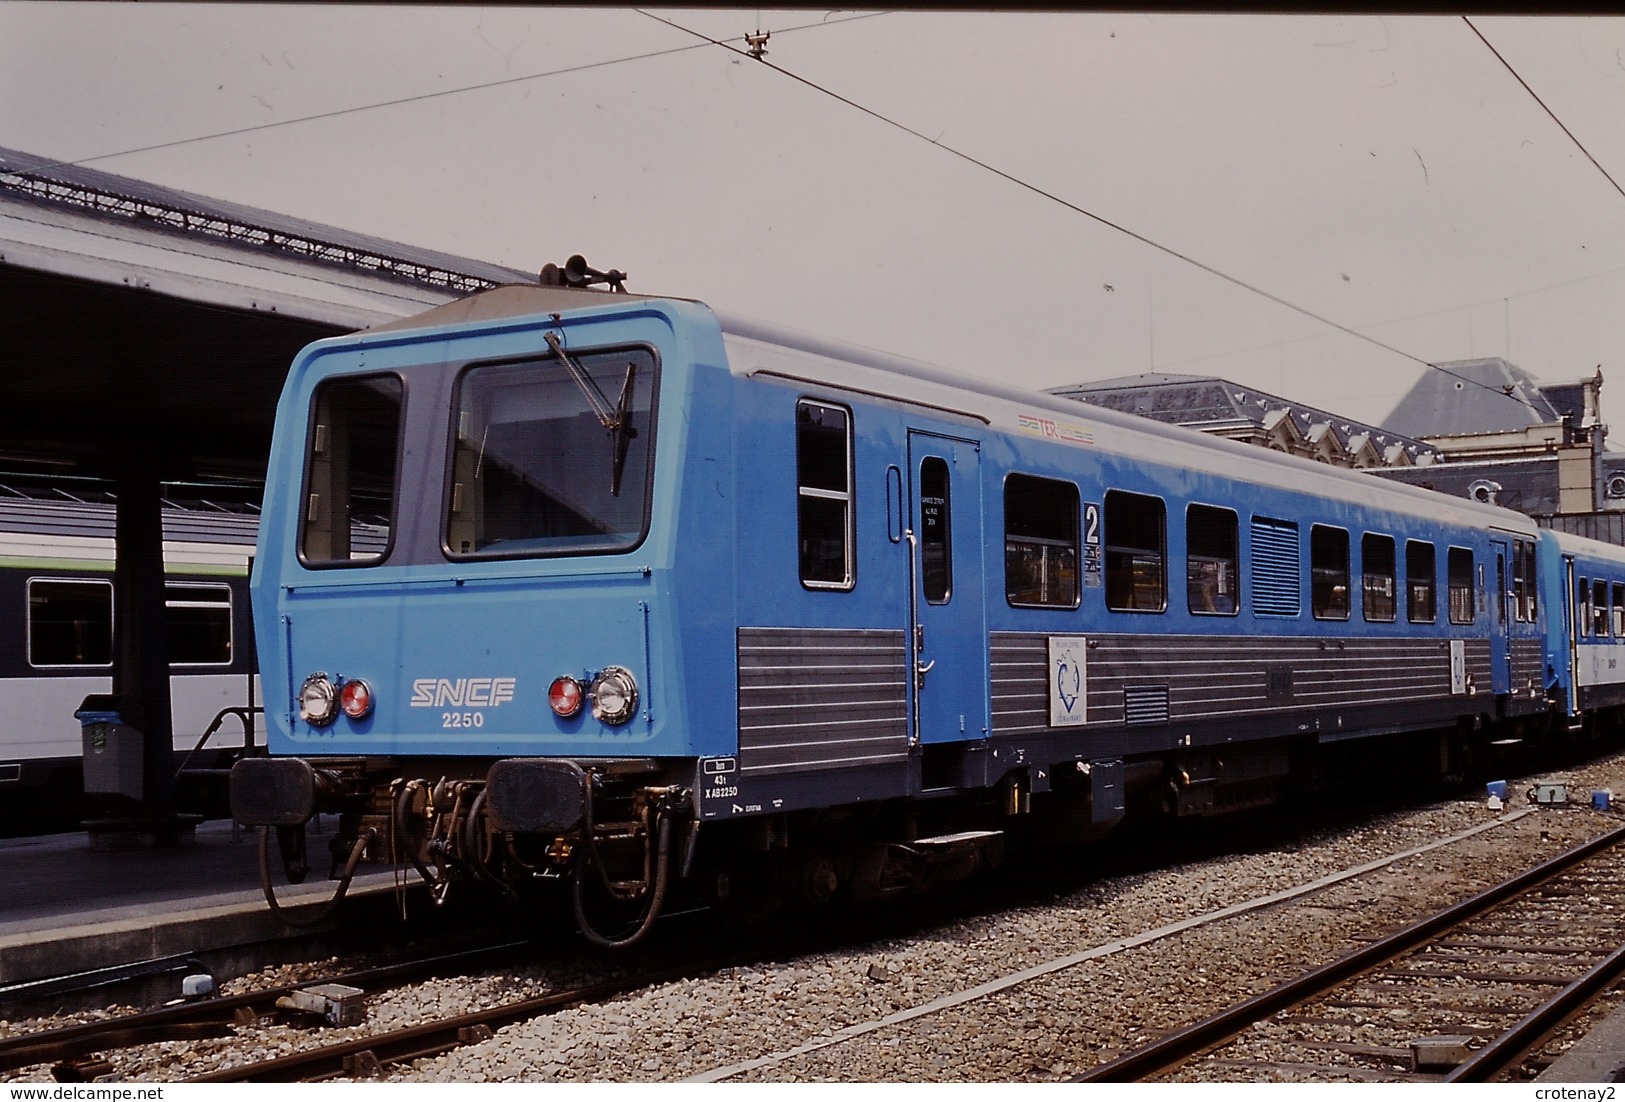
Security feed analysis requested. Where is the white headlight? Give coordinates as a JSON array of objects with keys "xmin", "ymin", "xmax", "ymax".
[
  {"xmin": 589, "ymin": 666, "xmax": 639, "ymax": 725},
  {"xmin": 298, "ymin": 672, "xmax": 339, "ymax": 726}
]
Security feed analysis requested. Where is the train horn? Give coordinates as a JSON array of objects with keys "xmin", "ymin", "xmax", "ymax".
[{"xmin": 539, "ymin": 255, "xmax": 628, "ymax": 293}]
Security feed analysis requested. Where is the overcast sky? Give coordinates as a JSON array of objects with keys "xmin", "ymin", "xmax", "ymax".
[{"xmin": 7, "ymin": 5, "xmax": 1625, "ymax": 437}]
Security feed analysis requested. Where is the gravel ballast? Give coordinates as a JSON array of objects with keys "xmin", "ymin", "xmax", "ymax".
[{"xmin": 6, "ymin": 751, "xmax": 1625, "ymax": 1083}]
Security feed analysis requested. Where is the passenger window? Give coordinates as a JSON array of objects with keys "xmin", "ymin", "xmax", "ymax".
[
  {"xmin": 1005, "ymin": 474, "xmax": 1079, "ymax": 608},
  {"xmin": 1105, "ymin": 490, "xmax": 1166, "ymax": 612},
  {"xmin": 1311, "ymin": 525, "xmax": 1350, "ymax": 620},
  {"xmin": 1577, "ymin": 576, "xmax": 1590, "ymax": 638},
  {"xmin": 1512, "ymin": 541, "xmax": 1536, "ymax": 623},
  {"xmin": 1594, "ymin": 579, "xmax": 1611, "ymax": 637},
  {"xmin": 1186, "ymin": 504, "xmax": 1238, "ymax": 616},
  {"xmin": 1362, "ymin": 533, "xmax": 1397, "ymax": 622},
  {"xmin": 1251, "ymin": 516, "xmax": 1300, "ymax": 617},
  {"xmin": 1406, "ymin": 540, "xmax": 1436, "ymax": 623},
  {"xmin": 27, "ymin": 578, "xmax": 233, "ymax": 667},
  {"xmin": 1449, "ymin": 548, "xmax": 1476, "ymax": 625},
  {"xmin": 1530, "ymin": 544, "xmax": 1539, "ymax": 621},
  {"xmin": 795, "ymin": 400, "xmax": 854, "ymax": 589},
  {"xmin": 27, "ymin": 578, "xmax": 112, "ymax": 667},
  {"xmin": 1497, "ymin": 554, "xmax": 1508, "ymax": 626},
  {"xmin": 300, "ymin": 374, "xmax": 403, "ymax": 565},
  {"xmin": 919, "ymin": 457, "xmax": 952, "ymax": 604},
  {"xmin": 166, "ymin": 583, "xmax": 233, "ymax": 666},
  {"xmin": 1615, "ymin": 583, "xmax": 1625, "ymax": 638}
]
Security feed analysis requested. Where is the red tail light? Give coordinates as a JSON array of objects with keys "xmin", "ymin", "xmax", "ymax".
[
  {"xmin": 339, "ymin": 678, "xmax": 374, "ymax": 719},
  {"xmin": 548, "ymin": 676, "xmax": 584, "ymax": 718}
]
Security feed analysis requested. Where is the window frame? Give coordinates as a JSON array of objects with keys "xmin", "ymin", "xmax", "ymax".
[
  {"xmin": 1361, "ymin": 532, "xmax": 1398, "ymax": 623},
  {"xmin": 1186, "ymin": 503, "xmax": 1239, "ymax": 617},
  {"xmin": 1405, "ymin": 539, "xmax": 1437, "ymax": 624},
  {"xmin": 26, "ymin": 577, "xmax": 237, "ymax": 669},
  {"xmin": 1448, "ymin": 547, "xmax": 1476, "ymax": 625},
  {"xmin": 1003, "ymin": 473, "xmax": 1081, "ymax": 610},
  {"xmin": 795, "ymin": 398, "xmax": 856, "ymax": 591},
  {"xmin": 1594, "ymin": 578, "xmax": 1611, "ymax": 638},
  {"xmin": 164, "ymin": 581, "xmax": 234, "ymax": 668},
  {"xmin": 1104, "ymin": 489, "xmax": 1167, "ymax": 614},
  {"xmin": 918, "ymin": 455, "xmax": 953, "ymax": 605},
  {"xmin": 442, "ymin": 346, "xmax": 661, "ymax": 564},
  {"xmin": 297, "ymin": 372, "xmax": 406, "ymax": 569},
  {"xmin": 27, "ymin": 576, "xmax": 114, "ymax": 669},
  {"xmin": 1512, "ymin": 540, "xmax": 1537, "ymax": 623},
  {"xmin": 1310, "ymin": 524, "xmax": 1351, "ymax": 621}
]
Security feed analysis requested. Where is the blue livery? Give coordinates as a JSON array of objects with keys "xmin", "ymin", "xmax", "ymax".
[{"xmin": 230, "ymin": 279, "xmax": 1620, "ymax": 944}]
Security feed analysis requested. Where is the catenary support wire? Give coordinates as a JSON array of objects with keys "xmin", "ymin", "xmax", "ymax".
[{"xmin": 639, "ymin": 9, "xmax": 1560, "ymax": 415}]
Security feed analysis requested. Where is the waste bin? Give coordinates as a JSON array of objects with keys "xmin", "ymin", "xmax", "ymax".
[{"xmin": 77, "ymin": 694, "xmax": 145, "ymax": 800}]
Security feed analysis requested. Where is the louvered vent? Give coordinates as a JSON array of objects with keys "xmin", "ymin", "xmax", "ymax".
[
  {"xmin": 1124, "ymin": 684, "xmax": 1170, "ymax": 725},
  {"xmin": 1251, "ymin": 516, "xmax": 1301, "ymax": 616}
]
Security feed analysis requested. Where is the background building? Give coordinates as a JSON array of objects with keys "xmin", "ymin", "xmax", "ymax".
[{"xmin": 1056, "ymin": 360, "xmax": 1625, "ymax": 544}]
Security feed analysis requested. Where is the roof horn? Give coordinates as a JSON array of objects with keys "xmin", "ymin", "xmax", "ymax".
[{"xmin": 539, "ymin": 255, "xmax": 627, "ymax": 293}]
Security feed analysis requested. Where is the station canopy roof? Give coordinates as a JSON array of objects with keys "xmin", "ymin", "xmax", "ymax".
[{"xmin": 0, "ymin": 146, "xmax": 534, "ymax": 488}]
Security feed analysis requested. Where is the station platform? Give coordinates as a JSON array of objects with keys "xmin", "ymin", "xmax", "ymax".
[
  {"xmin": 0, "ymin": 818, "xmax": 404, "ymax": 999},
  {"xmin": 1537, "ymin": 1003, "xmax": 1625, "ymax": 1082}
]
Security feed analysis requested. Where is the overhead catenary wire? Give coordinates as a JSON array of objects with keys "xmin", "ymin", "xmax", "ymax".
[
  {"xmin": 1172, "ymin": 18, "xmax": 1625, "ymax": 377},
  {"xmin": 638, "ymin": 9, "xmax": 1565, "ymax": 413},
  {"xmin": 1463, "ymin": 16, "xmax": 1625, "ymax": 206},
  {"xmin": 11, "ymin": 11, "xmax": 1591, "ymax": 416},
  {"xmin": 10, "ymin": 12, "xmax": 891, "ymax": 180}
]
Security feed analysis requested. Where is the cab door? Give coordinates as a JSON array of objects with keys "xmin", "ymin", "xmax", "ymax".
[
  {"xmin": 906, "ymin": 431, "xmax": 985, "ymax": 746},
  {"xmin": 1564, "ymin": 554, "xmax": 1580, "ymax": 716}
]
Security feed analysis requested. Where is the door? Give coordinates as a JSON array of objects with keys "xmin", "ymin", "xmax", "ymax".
[
  {"xmin": 907, "ymin": 431, "xmax": 985, "ymax": 746},
  {"xmin": 1565, "ymin": 554, "xmax": 1580, "ymax": 716},
  {"xmin": 1490, "ymin": 537, "xmax": 1513, "ymax": 695}
]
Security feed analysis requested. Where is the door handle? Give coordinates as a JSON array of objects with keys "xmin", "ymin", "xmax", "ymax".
[{"xmin": 915, "ymin": 658, "xmax": 936, "ymax": 689}]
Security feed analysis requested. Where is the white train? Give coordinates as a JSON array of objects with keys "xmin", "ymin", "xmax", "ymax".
[{"xmin": 0, "ymin": 492, "xmax": 259, "ymax": 826}]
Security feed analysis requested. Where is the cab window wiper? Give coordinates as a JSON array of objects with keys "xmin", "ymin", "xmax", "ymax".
[{"xmin": 543, "ymin": 331, "xmax": 638, "ymax": 496}]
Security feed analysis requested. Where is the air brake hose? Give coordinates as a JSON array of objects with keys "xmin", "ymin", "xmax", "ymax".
[
  {"xmin": 462, "ymin": 789, "xmax": 518, "ymax": 899},
  {"xmin": 571, "ymin": 809, "xmax": 673, "ymax": 950},
  {"xmin": 393, "ymin": 779, "xmax": 439, "ymax": 885},
  {"xmin": 258, "ymin": 826, "xmax": 375, "ymax": 929},
  {"xmin": 581, "ymin": 770, "xmax": 647, "ymax": 903}
]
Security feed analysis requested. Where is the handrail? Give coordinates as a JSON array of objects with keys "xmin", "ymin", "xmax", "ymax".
[{"xmin": 174, "ymin": 705, "xmax": 264, "ymax": 777}]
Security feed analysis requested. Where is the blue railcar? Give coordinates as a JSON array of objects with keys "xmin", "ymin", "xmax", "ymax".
[
  {"xmin": 232, "ymin": 279, "xmax": 1565, "ymax": 943},
  {"xmin": 1538, "ymin": 528, "xmax": 1625, "ymax": 717}
]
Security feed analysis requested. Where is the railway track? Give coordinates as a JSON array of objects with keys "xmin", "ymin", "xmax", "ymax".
[
  {"xmin": 9, "ymin": 795, "xmax": 1621, "ymax": 1083},
  {"xmin": 1, "ymin": 939, "xmax": 539, "ymax": 1081},
  {"xmin": 187, "ymin": 959, "xmax": 729, "ymax": 1082},
  {"xmin": 4, "ymin": 931, "xmax": 739, "ymax": 1084},
  {"xmin": 1075, "ymin": 823, "xmax": 1625, "ymax": 1083}
]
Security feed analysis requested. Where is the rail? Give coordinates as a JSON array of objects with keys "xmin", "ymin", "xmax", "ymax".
[
  {"xmin": 1073, "ymin": 823, "xmax": 1625, "ymax": 1083},
  {"xmin": 3, "ymin": 940, "xmax": 538, "ymax": 1078}
]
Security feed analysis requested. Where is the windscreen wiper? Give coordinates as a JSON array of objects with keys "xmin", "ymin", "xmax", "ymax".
[{"xmin": 544, "ymin": 330, "xmax": 638, "ymax": 496}]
